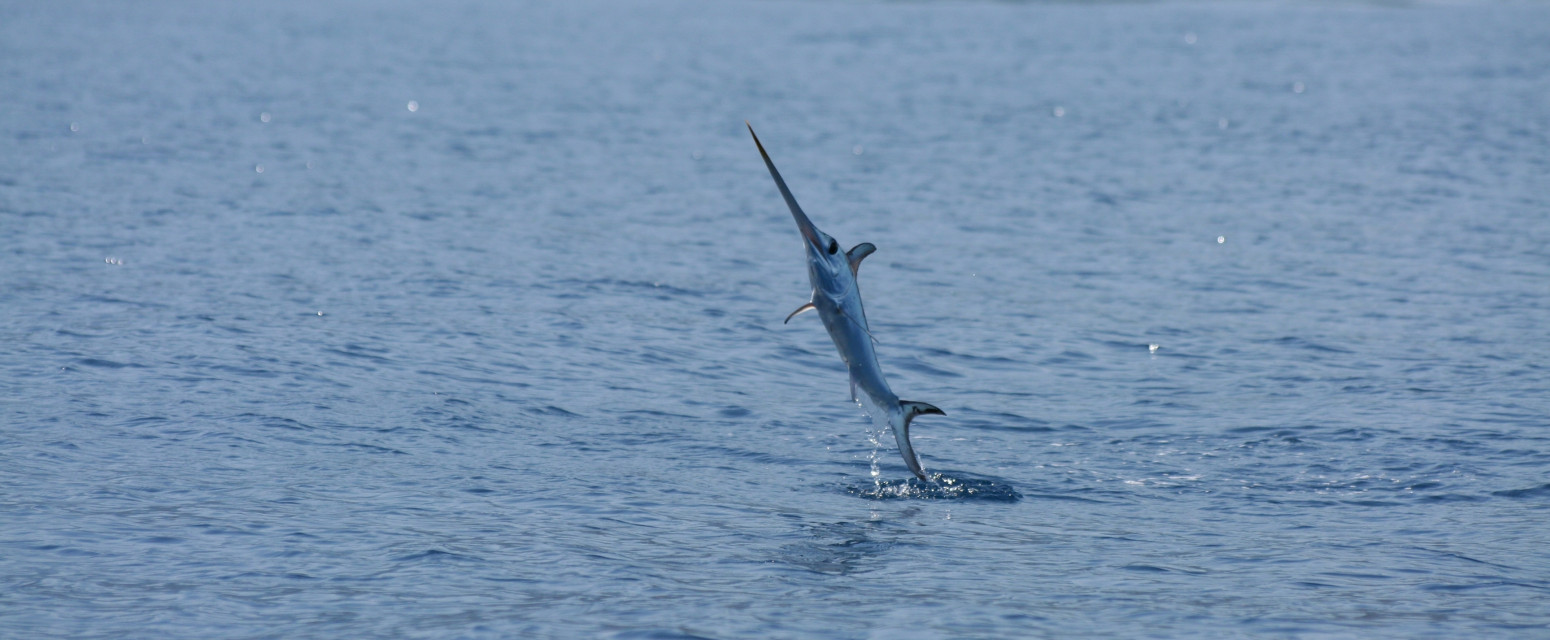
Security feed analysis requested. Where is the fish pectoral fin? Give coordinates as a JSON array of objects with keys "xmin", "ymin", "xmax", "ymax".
[
  {"xmin": 783, "ymin": 302, "xmax": 816, "ymax": 324},
  {"xmin": 846, "ymin": 242, "xmax": 876, "ymax": 277}
]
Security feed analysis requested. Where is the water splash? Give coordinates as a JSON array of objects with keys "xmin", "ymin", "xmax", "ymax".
[
  {"xmin": 845, "ymin": 473, "xmax": 1021, "ymax": 502},
  {"xmin": 855, "ymin": 391, "xmax": 911, "ymax": 489}
]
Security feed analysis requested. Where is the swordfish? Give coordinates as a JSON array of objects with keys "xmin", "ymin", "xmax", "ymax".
[{"xmin": 747, "ymin": 123, "xmax": 944, "ymax": 481}]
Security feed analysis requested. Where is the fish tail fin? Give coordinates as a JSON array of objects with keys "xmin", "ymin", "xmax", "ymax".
[
  {"xmin": 900, "ymin": 401, "xmax": 945, "ymax": 423},
  {"xmin": 892, "ymin": 401, "xmax": 944, "ymax": 481}
]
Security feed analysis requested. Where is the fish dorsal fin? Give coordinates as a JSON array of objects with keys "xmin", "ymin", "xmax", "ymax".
[
  {"xmin": 783, "ymin": 302, "xmax": 816, "ymax": 324},
  {"xmin": 846, "ymin": 243, "xmax": 876, "ymax": 277}
]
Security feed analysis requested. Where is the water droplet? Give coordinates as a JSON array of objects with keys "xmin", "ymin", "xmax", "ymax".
[
  {"xmin": 407, "ymin": 100, "xmax": 419, "ymax": 112},
  {"xmin": 1184, "ymin": 32, "xmax": 1197, "ymax": 45},
  {"xmin": 1292, "ymin": 81, "xmax": 1305, "ymax": 94},
  {"xmin": 852, "ymin": 145, "xmax": 864, "ymax": 156},
  {"xmin": 1053, "ymin": 106, "xmax": 1065, "ymax": 118},
  {"xmin": 260, "ymin": 112, "xmax": 271, "ymax": 123},
  {"xmin": 1217, "ymin": 236, "xmax": 1225, "ymax": 244}
]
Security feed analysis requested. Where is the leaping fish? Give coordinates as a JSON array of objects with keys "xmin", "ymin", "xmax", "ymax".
[{"xmin": 748, "ymin": 123, "xmax": 944, "ymax": 481}]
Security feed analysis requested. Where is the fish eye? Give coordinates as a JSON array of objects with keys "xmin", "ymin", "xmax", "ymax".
[{"xmin": 827, "ymin": 239, "xmax": 838, "ymax": 255}]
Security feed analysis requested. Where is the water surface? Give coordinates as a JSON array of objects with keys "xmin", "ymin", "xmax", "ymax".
[{"xmin": 3, "ymin": 0, "xmax": 1548, "ymax": 637}]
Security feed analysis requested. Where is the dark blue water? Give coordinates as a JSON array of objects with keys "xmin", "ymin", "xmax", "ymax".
[{"xmin": 3, "ymin": 0, "xmax": 1548, "ymax": 637}]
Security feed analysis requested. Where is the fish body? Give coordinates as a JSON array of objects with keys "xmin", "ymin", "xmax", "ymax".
[{"xmin": 748, "ymin": 123, "xmax": 943, "ymax": 480}]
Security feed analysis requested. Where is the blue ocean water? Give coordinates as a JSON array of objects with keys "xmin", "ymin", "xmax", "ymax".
[{"xmin": 3, "ymin": 0, "xmax": 1548, "ymax": 637}]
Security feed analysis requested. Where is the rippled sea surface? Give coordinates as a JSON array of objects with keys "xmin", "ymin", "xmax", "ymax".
[{"xmin": 4, "ymin": 0, "xmax": 1549, "ymax": 637}]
